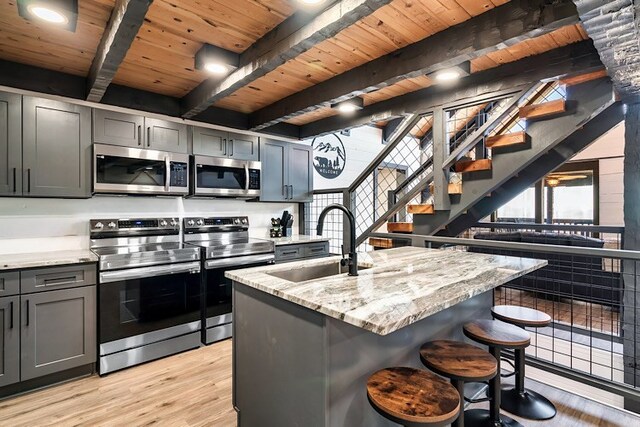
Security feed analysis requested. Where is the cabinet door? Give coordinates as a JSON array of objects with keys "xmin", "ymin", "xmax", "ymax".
[
  {"xmin": 93, "ymin": 109, "xmax": 144, "ymax": 148},
  {"xmin": 228, "ymin": 132, "xmax": 259, "ymax": 161},
  {"xmin": 0, "ymin": 296, "xmax": 19, "ymax": 387},
  {"xmin": 0, "ymin": 92, "xmax": 21, "ymax": 196},
  {"xmin": 0, "ymin": 271, "xmax": 19, "ymax": 297},
  {"xmin": 21, "ymin": 286, "xmax": 96, "ymax": 381},
  {"xmin": 22, "ymin": 97, "xmax": 92, "ymax": 198},
  {"xmin": 260, "ymin": 139, "xmax": 288, "ymax": 202},
  {"xmin": 289, "ymin": 144, "xmax": 313, "ymax": 202},
  {"xmin": 191, "ymin": 127, "xmax": 228, "ymax": 157},
  {"xmin": 145, "ymin": 118, "xmax": 188, "ymax": 153}
]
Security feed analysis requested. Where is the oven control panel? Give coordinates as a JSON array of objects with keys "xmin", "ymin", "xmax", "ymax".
[
  {"xmin": 183, "ymin": 216, "xmax": 249, "ymax": 230},
  {"xmin": 90, "ymin": 217, "xmax": 179, "ymax": 233}
]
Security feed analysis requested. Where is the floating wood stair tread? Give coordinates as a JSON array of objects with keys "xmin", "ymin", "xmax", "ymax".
[
  {"xmin": 454, "ymin": 159, "xmax": 492, "ymax": 173},
  {"xmin": 560, "ymin": 69, "xmax": 608, "ymax": 87},
  {"xmin": 485, "ymin": 132, "xmax": 527, "ymax": 148},
  {"xmin": 369, "ymin": 237, "xmax": 394, "ymax": 249},
  {"xmin": 519, "ymin": 99, "xmax": 566, "ymax": 120},
  {"xmin": 407, "ymin": 204, "xmax": 434, "ymax": 214},
  {"xmin": 387, "ymin": 222, "xmax": 413, "ymax": 233},
  {"xmin": 429, "ymin": 183, "xmax": 463, "ymax": 195}
]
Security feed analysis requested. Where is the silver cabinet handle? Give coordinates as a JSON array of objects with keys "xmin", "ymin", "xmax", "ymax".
[
  {"xmin": 147, "ymin": 126, "xmax": 151, "ymax": 147},
  {"xmin": 283, "ymin": 185, "xmax": 287, "ymax": 198},
  {"xmin": 223, "ymin": 139, "xmax": 227, "ymax": 156},
  {"xmin": 289, "ymin": 185, "xmax": 294, "ymax": 200},
  {"xmin": 229, "ymin": 139, "xmax": 234, "ymax": 157},
  {"xmin": 137, "ymin": 125, "xmax": 142, "ymax": 146}
]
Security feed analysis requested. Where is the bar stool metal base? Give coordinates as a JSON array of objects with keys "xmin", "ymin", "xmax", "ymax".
[
  {"xmin": 463, "ymin": 409, "xmax": 524, "ymax": 427},
  {"xmin": 501, "ymin": 387, "xmax": 557, "ymax": 420}
]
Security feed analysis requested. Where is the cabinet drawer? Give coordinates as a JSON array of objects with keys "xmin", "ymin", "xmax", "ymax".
[
  {"xmin": 304, "ymin": 242, "xmax": 330, "ymax": 258},
  {"xmin": 0, "ymin": 272, "xmax": 19, "ymax": 297},
  {"xmin": 20, "ymin": 264, "xmax": 96, "ymax": 294},
  {"xmin": 275, "ymin": 245, "xmax": 304, "ymax": 261}
]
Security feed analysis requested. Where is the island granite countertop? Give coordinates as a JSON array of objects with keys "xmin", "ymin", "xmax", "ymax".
[
  {"xmin": 0, "ymin": 249, "xmax": 98, "ymax": 271},
  {"xmin": 226, "ymin": 246, "xmax": 546, "ymax": 335}
]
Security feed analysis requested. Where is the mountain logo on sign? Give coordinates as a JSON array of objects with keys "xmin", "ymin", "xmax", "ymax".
[{"xmin": 311, "ymin": 135, "xmax": 346, "ymax": 179}]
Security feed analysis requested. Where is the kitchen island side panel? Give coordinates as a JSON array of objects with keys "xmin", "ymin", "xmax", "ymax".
[{"xmin": 233, "ymin": 281, "xmax": 492, "ymax": 427}]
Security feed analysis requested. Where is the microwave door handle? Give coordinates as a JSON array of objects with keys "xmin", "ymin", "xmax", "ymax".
[
  {"xmin": 245, "ymin": 163, "xmax": 250, "ymax": 191},
  {"xmin": 165, "ymin": 157, "xmax": 170, "ymax": 191}
]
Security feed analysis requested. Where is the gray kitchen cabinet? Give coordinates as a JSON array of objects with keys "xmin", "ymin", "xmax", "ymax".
[
  {"xmin": 20, "ymin": 264, "xmax": 96, "ymax": 294},
  {"xmin": 0, "ymin": 296, "xmax": 20, "ymax": 387},
  {"xmin": 275, "ymin": 241, "xmax": 330, "ymax": 263},
  {"xmin": 0, "ymin": 272, "xmax": 19, "ymax": 297},
  {"xmin": 0, "ymin": 92, "xmax": 21, "ymax": 196},
  {"xmin": 144, "ymin": 117, "xmax": 188, "ymax": 153},
  {"xmin": 260, "ymin": 139, "xmax": 313, "ymax": 202},
  {"xmin": 22, "ymin": 97, "xmax": 91, "ymax": 198},
  {"xmin": 191, "ymin": 127, "xmax": 258, "ymax": 161},
  {"xmin": 93, "ymin": 110, "xmax": 187, "ymax": 153},
  {"xmin": 20, "ymin": 286, "xmax": 96, "ymax": 381}
]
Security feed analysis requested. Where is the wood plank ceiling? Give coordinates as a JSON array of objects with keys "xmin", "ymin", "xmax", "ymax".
[{"xmin": 0, "ymin": 0, "xmax": 595, "ymax": 136}]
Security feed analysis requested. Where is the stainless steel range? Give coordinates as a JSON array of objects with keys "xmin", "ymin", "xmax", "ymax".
[
  {"xmin": 90, "ymin": 217, "xmax": 201, "ymax": 375},
  {"xmin": 183, "ymin": 216, "xmax": 275, "ymax": 344}
]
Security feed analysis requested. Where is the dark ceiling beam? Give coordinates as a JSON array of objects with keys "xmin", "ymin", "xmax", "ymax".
[
  {"xmin": 86, "ymin": 0, "xmax": 153, "ymax": 102},
  {"xmin": 180, "ymin": 0, "xmax": 394, "ymax": 119},
  {"xmin": 572, "ymin": 0, "xmax": 640, "ymax": 99},
  {"xmin": 249, "ymin": 0, "xmax": 580, "ymax": 131},
  {"xmin": 299, "ymin": 40, "xmax": 604, "ymax": 138}
]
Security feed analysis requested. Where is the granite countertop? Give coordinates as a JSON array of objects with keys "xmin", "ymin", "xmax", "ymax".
[
  {"xmin": 267, "ymin": 235, "xmax": 330, "ymax": 246},
  {"xmin": 226, "ymin": 246, "xmax": 546, "ymax": 335},
  {"xmin": 0, "ymin": 250, "xmax": 98, "ymax": 271}
]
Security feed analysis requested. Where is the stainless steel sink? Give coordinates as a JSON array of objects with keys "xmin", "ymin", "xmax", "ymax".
[{"xmin": 267, "ymin": 261, "xmax": 371, "ymax": 283}]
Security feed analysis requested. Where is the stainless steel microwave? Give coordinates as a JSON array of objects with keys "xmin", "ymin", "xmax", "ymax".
[
  {"xmin": 93, "ymin": 144, "xmax": 189, "ymax": 196},
  {"xmin": 191, "ymin": 156, "xmax": 261, "ymax": 198}
]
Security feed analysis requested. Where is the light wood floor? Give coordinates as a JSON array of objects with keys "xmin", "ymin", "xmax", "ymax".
[{"xmin": 1, "ymin": 339, "xmax": 639, "ymax": 426}]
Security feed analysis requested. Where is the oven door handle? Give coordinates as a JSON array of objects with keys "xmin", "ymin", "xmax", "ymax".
[
  {"xmin": 100, "ymin": 262, "xmax": 201, "ymax": 284},
  {"xmin": 205, "ymin": 254, "xmax": 275, "ymax": 270}
]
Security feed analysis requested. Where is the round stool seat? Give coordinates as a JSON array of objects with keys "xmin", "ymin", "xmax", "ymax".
[
  {"xmin": 420, "ymin": 340, "xmax": 497, "ymax": 382},
  {"xmin": 367, "ymin": 367, "xmax": 460, "ymax": 427},
  {"xmin": 463, "ymin": 319, "xmax": 530, "ymax": 349},
  {"xmin": 492, "ymin": 305, "xmax": 551, "ymax": 328}
]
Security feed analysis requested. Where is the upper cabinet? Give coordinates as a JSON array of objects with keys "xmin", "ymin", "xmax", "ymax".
[
  {"xmin": 191, "ymin": 126, "xmax": 259, "ymax": 161},
  {"xmin": 0, "ymin": 92, "xmax": 21, "ymax": 197},
  {"xmin": 0, "ymin": 94, "xmax": 91, "ymax": 198},
  {"xmin": 93, "ymin": 110, "xmax": 188, "ymax": 153},
  {"xmin": 23, "ymin": 97, "xmax": 92, "ymax": 198},
  {"xmin": 260, "ymin": 139, "xmax": 313, "ymax": 203}
]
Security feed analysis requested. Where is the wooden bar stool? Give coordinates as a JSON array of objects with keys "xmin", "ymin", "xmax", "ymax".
[
  {"xmin": 367, "ymin": 367, "xmax": 461, "ymax": 427},
  {"xmin": 463, "ymin": 320, "xmax": 530, "ymax": 427},
  {"xmin": 420, "ymin": 340, "xmax": 497, "ymax": 427},
  {"xmin": 491, "ymin": 305, "xmax": 557, "ymax": 420}
]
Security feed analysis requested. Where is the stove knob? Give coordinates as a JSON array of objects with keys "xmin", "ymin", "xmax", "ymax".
[
  {"xmin": 241, "ymin": 218, "xmax": 248, "ymax": 224},
  {"xmin": 94, "ymin": 222, "xmax": 104, "ymax": 229},
  {"xmin": 160, "ymin": 220, "xmax": 168, "ymax": 227},
  {"xmin": 196, "ymin": 219, "xmax": 204, "ymax": 226},
  {"xmin": 187, "ymin": 220, "xmax": 195, "ymax": 227},
  {"xmin": 234, "ymin": 218, "xmax": 240, "ymax": 225},
  {"xmin": 170, "ymin": 219, "xmax": 178, "ymax": 226},
  {"xmin": 108, "ymin": 222, "xmax": 116, "ymax": 229}
]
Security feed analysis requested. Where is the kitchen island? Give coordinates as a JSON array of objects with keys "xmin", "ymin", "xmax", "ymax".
[{"xmin": 226, "ymin": 246, "xmax": 546, "ymax": 427}]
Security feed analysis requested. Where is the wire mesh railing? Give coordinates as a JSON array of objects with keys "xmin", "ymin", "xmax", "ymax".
[
  {"xmin": 304, "ymin": 190, "xmax": 345, "ymax": 254},
  {"xmin": 367, "ymin": 231, "xmax": 640, "ymax": 403}
]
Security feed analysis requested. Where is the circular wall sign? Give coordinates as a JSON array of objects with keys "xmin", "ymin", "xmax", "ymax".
[{"xmin": 311, "ymin": 134, "xmax": 346, "ymax": 179}]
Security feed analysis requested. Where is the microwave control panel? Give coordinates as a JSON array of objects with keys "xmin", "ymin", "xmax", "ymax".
[
  {"xmin": 248, "ymin": 168, "xmax": 261, "ymax": 190},
  {"xmin": 170, "ymin": 162, "xmax": 189, "ymax": 187}
]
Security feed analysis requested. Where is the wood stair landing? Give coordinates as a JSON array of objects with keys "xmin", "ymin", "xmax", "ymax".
[
  {"xmin": 387, "ymin": 222, "xmax": 413, "ymax": 233},
  {"xmin": 369, "ymin": 237, "xmax": 394, "ymax": 249},
  {"xmin": 429, "ymin": 182, "xmax": 463, "ymax": 195},
  {"xmin": 454, "ymin": 159, "xmax": 492, "ymax": 173},
  {"xmin": 485, "ymin": 132, "xmax": 527, "ymax": 148},
  {"xmin": 407, "ymin": 204, "xmax": 434, "ymax": 214},
  {"xmin": 519, "ymin": 99, "xmax": 566, "ymax": 120}
]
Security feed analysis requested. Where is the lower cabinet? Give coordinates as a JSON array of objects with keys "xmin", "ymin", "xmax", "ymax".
[
  {"xmin": 0, "ymin": 296, "xmax": 19, "ymax": 387},
  {"xmin": 275, "ymin": 241, "xmax": 331, "ymax": 263},
  {"xmin": 21, "ymin": 286, "xmax": 96, "ymax": 381}
]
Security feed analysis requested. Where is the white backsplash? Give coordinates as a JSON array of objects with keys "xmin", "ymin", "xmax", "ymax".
[{"xmin": 0, "ymin": 196, "xmax": 298, "ymax": 255}]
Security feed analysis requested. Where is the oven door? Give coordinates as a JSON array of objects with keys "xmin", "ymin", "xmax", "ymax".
[
  {"xmin": 94, "ymin": 144, "xmax": 189, "ymax": 195},
  {"xmin": 193, "ymin": 156, "xmax": 260, "ymax": 198},
  {"xmin": 98, "ymin": 262, "xmax": 201, "ymax": 347},
  {"xmin": 203, "ymin": 253, "xmax": 275, "ymax": 323}
]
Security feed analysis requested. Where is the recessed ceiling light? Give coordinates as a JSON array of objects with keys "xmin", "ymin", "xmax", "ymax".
[
  {"xmin": 298, "ymin": 0, "xmax": 326, "ymax": 4},
  {"xmin": 434, "ymin": 70, "xmax": 461, "ymax": 82},
  {"xmin": 428, "ymin": 62, "xmax": 471, "ymax": 84},
  {"xmin": 331, "ymin": 97, "xmax": 364, "ymax": 114},
  {"xmin": 204, "ymin": 62, "xmax": 228, "ymax": 75},
  {"xmin": 28, "ymin": 5, "xmax": 68, "ymax": 23}
]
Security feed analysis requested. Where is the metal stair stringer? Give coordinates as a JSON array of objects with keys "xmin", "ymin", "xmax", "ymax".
[{"xmin": 413, "ymin": 77, "xmax": 618, "ymax": 237}]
